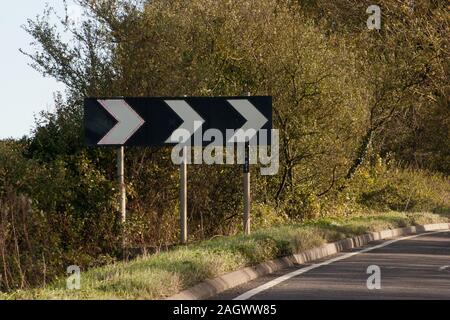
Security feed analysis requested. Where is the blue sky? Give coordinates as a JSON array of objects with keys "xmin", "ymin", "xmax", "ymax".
[{"xmin": 0, "ymin": 1, "xmax": 82, "ymax": 139}]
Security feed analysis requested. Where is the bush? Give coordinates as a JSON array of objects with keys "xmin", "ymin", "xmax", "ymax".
[
  {"xmin": 351, "ymin": 157, "xmax": 449, "ymax": 212},
  {"xmin": 0, "ymin": 190, "xmax": 61, "ymax": 291},
  {"xmin": 0, "ymin": 140, "xmax": 122, "ymax": 291},
  {"xmin": 282, "ymin": 186, "xmax": 321, "ymax": 221}
]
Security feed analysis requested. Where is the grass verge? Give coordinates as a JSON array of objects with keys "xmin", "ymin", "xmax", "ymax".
[{"xmin": 1, "ymin": 211, "xmax": 448, "ymax": 300}]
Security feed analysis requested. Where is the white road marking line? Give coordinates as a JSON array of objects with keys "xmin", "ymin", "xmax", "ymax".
[{"xmin": 233, "ymin": 230, "xmax": 450, "ymax": 300}]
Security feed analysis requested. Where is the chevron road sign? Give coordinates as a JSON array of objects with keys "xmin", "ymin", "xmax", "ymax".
[{"xmin": 84, "ymin": 96, "xmax": 272, "ymax": 147}]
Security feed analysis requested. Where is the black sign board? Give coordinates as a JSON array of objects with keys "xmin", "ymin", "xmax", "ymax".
[{"xmin": 84, "ymin": 96, "xmax": 272, "ymax": 147}]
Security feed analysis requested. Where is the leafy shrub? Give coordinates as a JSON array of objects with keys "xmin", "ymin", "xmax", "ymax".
[
  {"xmin": 251, "ymin": 203, "xmax": 287, "ymax": 230},
  {"xmin": 351, "ymin": 157, "xmax": 449, "ymax": 212},
  {"xmin": 0, "ymin": 140, "xmax": 121, "ymax": 291},
  {"xmin": 0, "ymin": 190, "xmax": 61, "ymax": 291},
  {"xmin": 282, "ymin": 186, "xmax": 321, "ymax": 221}
]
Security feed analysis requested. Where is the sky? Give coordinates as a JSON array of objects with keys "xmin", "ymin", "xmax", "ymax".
[{"xmin": 0, "ymin": 1, "xmax": 83, "ymax": 139}]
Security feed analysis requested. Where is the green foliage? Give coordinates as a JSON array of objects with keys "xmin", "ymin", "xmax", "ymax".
[
  {"xmin": 251, "ymin": 203, "xmax": 286, "ymax": 230},
  {"xmin": 349, "ymin": 157, "xmax": 450, "ymax": 212},
  {"xmin": 282, "ymin": 186, "xmax": 321, "ymax": 221},
  {"xmin": 0, "ymin": 190, "xmax": 62, "ymax": 291},
  {"xmin": 0, "ymin": 140, "xmax": 121, "ymax": 291}
]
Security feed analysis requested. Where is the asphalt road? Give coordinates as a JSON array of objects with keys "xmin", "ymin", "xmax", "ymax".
[{"xmin": 214, "ymin": 231, "xmax": 450, "ymax": 300}]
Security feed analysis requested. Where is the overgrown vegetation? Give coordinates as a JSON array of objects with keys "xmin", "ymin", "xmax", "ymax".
[{"xmin": 1, "ymin": 0, "xmax": 449, "ymax": 294}]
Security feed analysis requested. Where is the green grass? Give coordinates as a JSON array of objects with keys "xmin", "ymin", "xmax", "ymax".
[{"xmin": 1, "ymin": 211, "xmax": 447, "ymax": 300}]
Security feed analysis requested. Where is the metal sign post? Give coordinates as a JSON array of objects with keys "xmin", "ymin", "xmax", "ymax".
[
  {"xmin": 243, "ymin": 140, "xmax": 251, "ymax": 235},
  {"xmin": 117, "ymin": 146, "xmax": 126, "ymax": 223},
  {"xmin": 180, "ymin": 95, "xmax": 188, "ymax": 244},
  {"xmin": 180, "ymin": 147, "xmax": 188, "ymax": 244},
  {"xmin": 243, "ymin": 92, "xmax": 251, "ymax": 235}
]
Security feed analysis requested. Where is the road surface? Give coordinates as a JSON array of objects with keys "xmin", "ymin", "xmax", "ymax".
[{"xmin": 214, "ymin": 231, "xmax": 450, "ymax": 300}]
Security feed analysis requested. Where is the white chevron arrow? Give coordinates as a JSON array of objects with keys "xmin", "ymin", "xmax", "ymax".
[
  {"xmin": 227, "ymin": 99, "xmax": 268, "ymax": 143},
  {"xmin": 97, "ymin": 99, "xmax": 145, "ymax": 145},
  {"xmin": 165, "ymin": 100, "xmax": 205, "ymax": 143}
]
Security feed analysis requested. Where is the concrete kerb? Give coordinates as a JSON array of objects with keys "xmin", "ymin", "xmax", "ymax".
[{"xmin": 167, "ymin": 222, "xmax": 450, "ymax": 300}]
